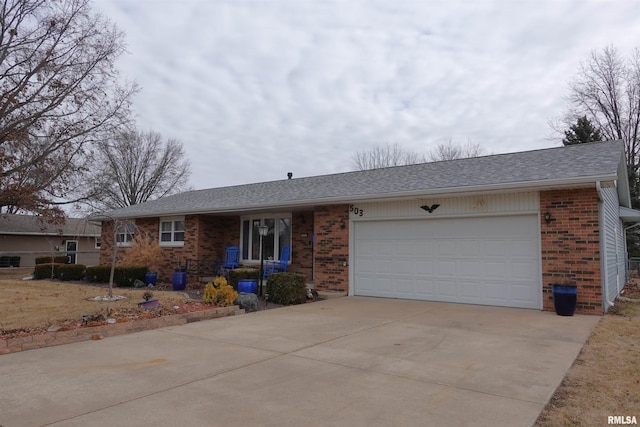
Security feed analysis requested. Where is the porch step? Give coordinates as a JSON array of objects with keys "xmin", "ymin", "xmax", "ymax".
[{"xmin": 316, "ymin": 290, "xmax": 347, "ymax": 300}]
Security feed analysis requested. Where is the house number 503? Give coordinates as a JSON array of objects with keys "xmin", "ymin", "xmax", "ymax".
[{"xmin": 349, "ymin": 205, "xmax": 364, "ymax": 217}]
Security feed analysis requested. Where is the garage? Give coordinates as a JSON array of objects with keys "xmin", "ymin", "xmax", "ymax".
[{"xmin": 353, "ymin": 215, "xmax": 541, "ymax": 309}]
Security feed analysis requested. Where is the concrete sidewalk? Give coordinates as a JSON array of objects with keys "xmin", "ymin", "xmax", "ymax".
[{"xmin": 0, "ymin": 297, "xmax": 599, "ymax": 427}]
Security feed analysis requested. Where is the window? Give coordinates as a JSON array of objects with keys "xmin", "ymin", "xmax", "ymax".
[
  {"xmin": 241, "ymin": 215, "xmax": 291, "ymax": 262},
  {"xmin": 95, "ymin": 237, "xmax": 101, "ymax": 249},
  {"xmin": 160, "ymin": 217, "xmax": 185, "ymax": 246},
  {"xmin": 116, "ymin": 223, "xmax": 134, "ymax": 246}
]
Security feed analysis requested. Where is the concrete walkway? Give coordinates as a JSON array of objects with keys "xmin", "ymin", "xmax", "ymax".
[{"xmin": 0, "ymin": 297, "xmax": 599, "ymax": 427}]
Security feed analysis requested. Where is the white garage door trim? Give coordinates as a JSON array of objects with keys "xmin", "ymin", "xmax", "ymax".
[{"xmin": 352, "ymin": 215, "xmax": 542, "ymax": 309}]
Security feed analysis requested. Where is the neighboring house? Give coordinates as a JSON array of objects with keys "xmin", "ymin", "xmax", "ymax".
[
  {"xmin": 0, "ymin": 215, "xmax": 101, "ymax": 267},
  {"xmin": 96, "ymin": 141, "xmax": 639, "ymax": 314}
]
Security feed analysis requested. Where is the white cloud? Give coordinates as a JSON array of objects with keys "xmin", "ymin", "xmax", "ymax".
[{"xmin": 96, "ymin": 0, "xmax": 640, "ymax": 188}]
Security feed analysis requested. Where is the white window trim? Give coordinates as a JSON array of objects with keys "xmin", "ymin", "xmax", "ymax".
[
  {"xmin": 159, "ymin": 216, "xmax": 185, "ymax": 247},
  {"xmin": 240, "ymin": 213, "xmax": 292, "ymax": 264},
  {"xmin": 116, "ymin": 223, "xmax": 135, "ymax": 247},
  {"xmin": 95, "ymin": 237, "xmax": 101, "ymax": 249}
]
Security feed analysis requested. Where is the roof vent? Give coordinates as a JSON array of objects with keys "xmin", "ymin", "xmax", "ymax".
[{"xmin": 287, "ymin": 172, "xmax": 293, "ymax": 179}]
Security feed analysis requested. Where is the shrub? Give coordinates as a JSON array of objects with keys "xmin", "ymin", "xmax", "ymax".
[
  {"xmin": 33, "ymin": 263, "xmax": 86, "ymax": 280},
  {"xmin": 33, "ymin": 263, "xmax": 61, "ymax": 279},
  {"xmin": 227, "ymin": 268, "xmax": 260, "ymax": 290},
  {"xmin": 35, "ymin": 256, "xmax": 69, "ymax": 265},
  {"xmin": 125, "ymin": 235, "xmax": 164, "ymax": 272},
  {"xmin": 203, "ymin": 276, "xmax": 238, "ymax": 306},
  {"xmin": 56, "ymin": 264, "xmax": 86, "ymax": 281},
  {"xmin": 86, "ymin": 265, "xmax": 148, "ymax": 287},
  {"xmin": 266, "ymin": 273, "xmax": 307, "ymax": 305}
]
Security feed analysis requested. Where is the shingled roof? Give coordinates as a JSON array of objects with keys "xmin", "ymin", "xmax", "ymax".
[
  {"xmin": 100, "ymin": 140, "xmax": 627, "ymax": 219},
  {"xmin": 0, "ymin": 215, "xmax": 101, "ymax": 236}
]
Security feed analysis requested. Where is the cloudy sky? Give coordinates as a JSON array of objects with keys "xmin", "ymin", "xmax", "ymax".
[{"xmin": 95, "ymin": 0, "xmax": 640, "ymax": 190}]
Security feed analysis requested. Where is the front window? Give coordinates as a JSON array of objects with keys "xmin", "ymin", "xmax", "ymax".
[
  {"xmin": 116, "ymin": 223, "xmax": 134, "ymax": 246},
  {"xmin": 241, "ymin": 215, "xmax": 291, "ymax": 262},
  {"xmin": 160, "ymin": 217, "xmax": 185, "ymax": 246}
]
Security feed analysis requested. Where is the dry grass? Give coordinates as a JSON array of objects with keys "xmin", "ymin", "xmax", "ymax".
[
  {"xmin": 535, "ymin": 299, "xmax": 640, "ymax": 426},
  {"xmin": 0, "ymin": 268, "xmax": 190, "ymax": 331}
]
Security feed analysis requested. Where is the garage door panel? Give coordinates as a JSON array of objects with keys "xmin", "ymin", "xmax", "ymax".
[
  {"xmin": 415, "ymin": 278, "xmax": 435, "ymax": 296},
  {"xmin": 510, "ymin": 261, "xmax": 538, "ymax": 279},
  {"xmin": 415, "ymin": 240, "xmax": 434, "ymax": 255},
  {"xmin": 485, "ymin": 261, "xmax": 507, "ymax": 279},
  {"xmin": 437, "ymin": 280, "xmax": 457, "ymax": 297},
  {"xmin": 509, "ymin": 240, "xmax": 538, "ymax": 257},
  {"xmin": 436, "ymin": 260, "xmax": 456, "ymax": 276},
  {"xmin": 484, "ymin": 241, "xmax": 507, "ymax": 257},
  {"xmin": 484, "ymin": 282, "xmax": 509, "ymax": 299},
  {"xmin": 460, "ymin": 281, "xmax": 482, "ymax": 298},
  {"xmin": 392, "ymin": 259, "xmax": 413, "ymax": 274},
  {"xmin": 395, "ymin": 278, "xmax": 415, "ymax": 295},
  {"xmin": 354, "ymin": 216, "xmax": 541, "ymax": 309},
  {"xmin": 437, "ymin": 241, "xmax": 456, "ymax": 256},
  {"xmin": 394, "ymin": 241, "xmax": 414, "ymax": 256},
  {"xmin": 459, "ymin": 260, "xmax": 481, "ymax": 277},
  {"xmin": 459, "ymin": 240, "xmax": 481, "ymax": 257},
  {"xmin": 416, "ymin": 260, "xmax": 434, "ymax": 274}
]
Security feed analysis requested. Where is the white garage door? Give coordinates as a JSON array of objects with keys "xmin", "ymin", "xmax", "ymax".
[{"xmin": 353, "ymin": 215, "xmax": 541, "ymax": 309}]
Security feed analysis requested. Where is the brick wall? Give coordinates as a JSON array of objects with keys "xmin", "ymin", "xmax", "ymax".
[
  {"xmin": 290, "ymin": 211, "xmax": 314, "ymax": 280},
  {"xmin": 99, "ymin": 215, "xmax": 240, "ymax": 283},
  {"xmin": 540, "ymin": 188, "xmax": 602, "ymax": 314},
  {"xmin": 314, "ymin": 205, "xmax": 349, "ymax": 292}
]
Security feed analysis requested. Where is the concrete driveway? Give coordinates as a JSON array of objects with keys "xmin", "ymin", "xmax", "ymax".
[{"xmin": 0, "ymin": 297, "xmax": 598, "ymax": 427}]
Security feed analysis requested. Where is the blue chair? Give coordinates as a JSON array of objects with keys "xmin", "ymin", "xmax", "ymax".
[
  {"xmin": 221, "ymin": 246, "xmax": 239, "ymax": 275},
  {"xmin": 263, "ymin": 246, "xmax": 290, "ymax": 279}
]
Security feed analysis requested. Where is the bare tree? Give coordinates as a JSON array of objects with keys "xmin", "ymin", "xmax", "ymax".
[
  {"xmin": 86, "ymin": 129, "xmax": 191, "ymax": 210},
  {"xmin": 0, "ymin": 0, "xmax": 136, "ymax": 216},
  {"xmin": 352, "ymin": 143, "xmax": 424, "ymax": 170},
  {"xmin": 429, "ymin": 140, "xmax": 485, "ymax": 161},
  {"xmin": 560, "ymin": 46, "xmax": 640, "ymax": 205}
]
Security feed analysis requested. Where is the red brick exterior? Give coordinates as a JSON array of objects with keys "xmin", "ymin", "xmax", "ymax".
[
  {"xmin": 540, "ymin": 188, "xmax": 602, "ymax": 315},
  {"xmin": 289, "ymin": 211, "xmax": 314, "ymax": 280},
  {"xmin": 100, "ymin": 215, "xmax": 240, "ymax": 283},
  {"xmin": 313, "ymin": 204, "xmax": 349, "ymax": 292}
]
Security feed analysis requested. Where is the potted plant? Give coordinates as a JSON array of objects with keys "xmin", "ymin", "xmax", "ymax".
[
  {"xmin": 137, "ymin": 290, "xmax": 159, "ymax": 310},
  {"xmin": 127, "ymin": 235, "xmax": 163, "ymax": 286},
  {"xmin": 172, "ymin": 258, "xmax": 187, "ymax": 290},
  {"xmin": 552, "ymin": 282, "xmax": 578, "ymax": 316}
]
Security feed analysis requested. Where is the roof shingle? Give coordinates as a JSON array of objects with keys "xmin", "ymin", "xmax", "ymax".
[{"xmin": 102, "ymin": 141, "xmax": 625, "ymax": 219}]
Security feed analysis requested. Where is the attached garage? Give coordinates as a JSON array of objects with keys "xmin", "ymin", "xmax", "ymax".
[{"xmin": 353, "ymin": 215, "xmax": 541, "ymax": 309}]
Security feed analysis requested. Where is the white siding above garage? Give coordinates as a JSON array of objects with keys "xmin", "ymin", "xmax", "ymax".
[{"xmin": 349, "ymin": 192, "xmax": 540, "ymax": 221}]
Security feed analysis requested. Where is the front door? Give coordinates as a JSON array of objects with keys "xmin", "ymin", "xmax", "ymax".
[{"xmin": 65, "ymin": 240, "xmax": 78, "ymax": 264}]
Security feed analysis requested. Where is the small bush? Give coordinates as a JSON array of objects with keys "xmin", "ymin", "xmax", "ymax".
[
  {"xmin": 85, "ymin": 265, "xmax": 148, "ymax": 287},
  {"xmin": 56, "ymin": 264, "xmax": 86, "ymax": 281},
  {"xmin": 33, "ymin": 263, "xmax": 61, "ymax": 279},
  {"xmin": 227, "ymin": 268, "xmax": 260, "ymax": 290},
  {"xmin": 33, "ymin": 263, "xmax": 86, "ymax": 280},
  {"xmin": 266, "ymin": 273, "xmax": 307, "ymax": 305},
  {"xmin": 203, "ymin": 276, "xmax": 238, "ymax": 306},
  {"xmin": 35, "ymin": 256, "xmax": 69, "ymax": 265}
]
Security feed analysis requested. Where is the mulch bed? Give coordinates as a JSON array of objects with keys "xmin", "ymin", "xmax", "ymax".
[
  {"xmin": 1, "ymin": 280, "xmax": 287, "ymax": 341},
  {"xmin": 0, "ymin": 300, "xmax": 216, "ymax": 341}
]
